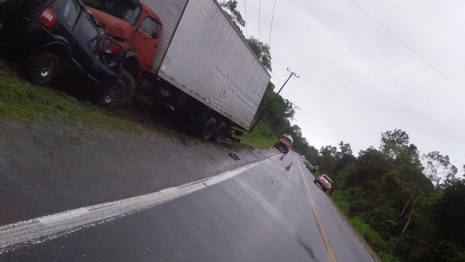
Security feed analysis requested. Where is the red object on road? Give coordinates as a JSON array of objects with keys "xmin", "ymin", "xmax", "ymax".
[
  {"xmin": 286, "ymin": 162, "xmax": 293, "ymax": 171},
  {"xmin": 280, "ymin": 154, "xmax": 285, "ymax": 160}
]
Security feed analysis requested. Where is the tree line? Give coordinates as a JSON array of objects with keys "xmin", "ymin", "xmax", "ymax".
[
  {"xmin": 314, "ymin": 129, "xmax": 464, "ymax": 261},
  {"xmin": 220, "ymin": 2, "xmax": 464, "ymax": 260}
]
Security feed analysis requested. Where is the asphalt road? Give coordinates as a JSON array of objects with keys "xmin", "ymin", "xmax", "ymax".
[
  {"xmin": 0, "ymin": 150, "xmax": 375, "ymax": 262},
  {"xmin": 0, "ymin": 121, "xmax": 276, "ymax": 225}
]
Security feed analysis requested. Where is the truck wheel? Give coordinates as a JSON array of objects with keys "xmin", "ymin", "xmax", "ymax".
[
  {"xmin": 24, "ymin": 53, "xmax": 61, "ymax": 86},
  {"xmin": 201, "ymin": 117, "xmax": 216, "ymax": 140},
  {"xmin": 115, "ymin": 69, "xmax": 135, "ymax": 106},
  {"xmin": 211, "ymin": 121, "xmax": 226, "ymax": 143}
]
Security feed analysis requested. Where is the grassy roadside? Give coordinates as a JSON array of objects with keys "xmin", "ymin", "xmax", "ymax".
[
  {"xmin": 0, "ymin": 59, "xmax": 276, "ymax": 150},
  {"xmin": 235, "ymin": 122, "xmax": 277, "ymax": 149},
  {"xmin": 330, "ymin": 191, "xmax": 398, "ymax": 262},
  {"xmin": 0, "ymin": 62, "xmax": 148, "ymax": 133}
]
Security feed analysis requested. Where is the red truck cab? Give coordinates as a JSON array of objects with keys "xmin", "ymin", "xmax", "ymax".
[
  {"xmin": 275, "ymin": 134, "xmax": 293, "ymax": 154},
  {"xmin": 86, "ymin": 0, "xmax": 162, "ymax": 71}
]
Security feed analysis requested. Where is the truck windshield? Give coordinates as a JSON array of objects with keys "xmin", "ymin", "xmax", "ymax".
[
  {"xmin": 98, "ymin": 0, "xmax": 141, "ymax": 25},
  {"xmin": 281, "ymin": 137, "xmax": 292, "ymax": 145}
]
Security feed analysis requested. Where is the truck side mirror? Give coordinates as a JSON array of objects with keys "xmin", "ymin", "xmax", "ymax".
[{"xmin": 151, "ymin": 32, "xmax": 158, "ymax": 39}]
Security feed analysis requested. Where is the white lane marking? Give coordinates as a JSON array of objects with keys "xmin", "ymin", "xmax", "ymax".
[{"xmin": 0, "ymin": 158, "xmax": 271, "ymax": 254}]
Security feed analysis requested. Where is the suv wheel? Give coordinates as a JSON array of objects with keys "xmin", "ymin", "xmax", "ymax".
[
  {"xmin": 98, "ymin": 85, "xmax": 121, "ymax": 109},
  {"xmin": 98, "ymin": 70, "xmax": 135, "ymax": 108},
  {"xmin": 115, "ymin": 69, "xmax": 135, "ymax": 106},
  {"xmin": 25, "ymin": 53, "xmax": 61, "ymax": 86}
]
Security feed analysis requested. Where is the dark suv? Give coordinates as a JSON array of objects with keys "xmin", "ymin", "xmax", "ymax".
[{"xmin": 0, "ymin": 0, "xmax": 131, "ymax": 107}]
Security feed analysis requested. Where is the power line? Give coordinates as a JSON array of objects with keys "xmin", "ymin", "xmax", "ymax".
[
  {"xmin": 258, "ymin": 0, "xmax": 261, "ymax": 40},
  {"xmin": 348, "ymin": 0, "xmax": 465, "ymax": 95},
  {"xmin": 244, "ymin": 0, "xmax": 249, "ymax": 37},
  {"xmin": 287, "ymin": 102, "xmax": 301, "ymax": 124},
  {"xmin": 250, "ymin": 68, "xmax": 300, "ymax": 132},
  {"xmin": 290, "ymin": 77, "xmax": 300, "ymax": 100},
  {"xmin": 268, "ymin": 0, "xmax": 277, "ymax": 47},
  {"xmin": 270, "ymin": 71, "xmax": 289, "ymax": 81}
]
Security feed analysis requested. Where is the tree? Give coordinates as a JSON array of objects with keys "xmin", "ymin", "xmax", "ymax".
[
  {"xmin": 336, "ymin": 141, "xmax": 353, "ymax": 159},
  {"xmin": 381, "ymin": 129, "xmax": 410, "ymax": 148},
  {"xmin": 247, "ymin": 37, "xmax": 272, "ymax": 71},
  {"xmin": 220, "ymin": 0, "xmax": 245, "ymax": 27},
  {"xmin": 422, "ymin": 151, "xmax": 458, "ymax": 187},
  {"xmin": 319, "ymin": 145, "xmax": 337, "ymax": 157},
  {"xmin": 218, "ymin": 1, "xmax": 272, "ymax": 71},
  {"xmin": 431, "ymin": 180, "xmax": 465, "ymax": 261}
]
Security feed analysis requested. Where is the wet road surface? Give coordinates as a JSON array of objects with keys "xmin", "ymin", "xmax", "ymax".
[
  {"xmin": 0, "ymin": 150, "xmax": 375, "ymax": 262},
  {"xmin": 0, "ymin": 121, "xmax": 276, "ymax": 225}
]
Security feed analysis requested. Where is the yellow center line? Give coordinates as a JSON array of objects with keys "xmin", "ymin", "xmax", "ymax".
[{"xmin": 296, "ymin": 160, "xmax": 337, "ymax": 262}]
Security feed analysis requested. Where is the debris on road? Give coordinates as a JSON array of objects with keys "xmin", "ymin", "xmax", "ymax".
[
  {"xmin": 286, "ymin": 162, "xmax": 293, "ymax": 171},
  {"xmin": 229, "ymin": 152, "xmax": 240, "ymax": 161}
]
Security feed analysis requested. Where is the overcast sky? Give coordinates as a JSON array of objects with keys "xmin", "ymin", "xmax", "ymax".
[{"xmin": 236, "ymin": 0, "xmax": 464, "ymax": 169}]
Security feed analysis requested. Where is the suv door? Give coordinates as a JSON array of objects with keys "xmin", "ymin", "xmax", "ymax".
[
  {"xmin": 70, "ymin": 13, "xmax": 101, "ymax": 83},
  {"xmin": 131, "ymin": 16, "xmax": 161, "ymax": 70},
  {"xmin": 48, "ymin": 0, "xmax": 82, "ymax": 79}
]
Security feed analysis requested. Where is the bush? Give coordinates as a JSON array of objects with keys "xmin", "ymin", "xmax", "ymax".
[
  {"xmin": 330, "ymin": 190, "xmax": 350, "ymax": 215},
  {"xmin": 378, "ymin": 251, "xmax": 400, "ymax": 262},
  {"xmin": 349, "ymin": 217, "xmax": 385, "ymax": 252}
]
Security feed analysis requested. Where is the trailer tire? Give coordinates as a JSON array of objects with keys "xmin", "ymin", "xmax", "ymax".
[
  {"xmin": 201, "ymin": 117, "xmax": 216, "ymax": 140},
  {"xmin": 211, "ymin": 121, "xmax": 226, "ymax": 143}
]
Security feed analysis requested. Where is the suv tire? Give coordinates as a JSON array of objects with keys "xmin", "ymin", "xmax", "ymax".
[
  {"xmin": 98, "ymin": 69, "xmax": 135, "ymax": 108},
  {"xmin": 24, "ymin": 53, "xmax": 61, "ymax": 86},
  {"xmin": 115, "ymin": 69, "xmax": 135, "ymax": 106}
]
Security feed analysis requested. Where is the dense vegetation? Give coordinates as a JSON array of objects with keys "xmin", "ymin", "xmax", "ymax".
[
  {"xmin": 252, "ymin": 82, "xmax": 319, "ymax": 158},
  {"xmin": 314, "ymin": 129, "xmax": 464, "ymax": 261}
]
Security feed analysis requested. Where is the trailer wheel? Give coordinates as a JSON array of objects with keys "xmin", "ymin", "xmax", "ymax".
[
  {"xmin": 211, "ymin": 121, "xmax": 226, "ymax": 143},
  {"xmin": 201, "ymin": 117, "xmax": 216, "ymax": 140}
]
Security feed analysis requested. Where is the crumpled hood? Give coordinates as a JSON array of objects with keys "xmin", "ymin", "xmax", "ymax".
[{"xmin": 87, "ymin": 7, "xmax": 133, "ymax": 42}]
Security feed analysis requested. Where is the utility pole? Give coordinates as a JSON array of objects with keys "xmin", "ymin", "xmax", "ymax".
[
  {"xmin": 287, "ymin": 103, "xmax": 301, "ymax": 124},
  {"xmin": 249, "ymin": 68, "xmax": 300, "ymax": 132}
]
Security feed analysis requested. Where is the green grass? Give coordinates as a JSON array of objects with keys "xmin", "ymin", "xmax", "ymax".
[
  {"xmin": 349, "ymin": 217, "xmax": 385, "ymax": 251},
  {"xmin": 330, "ymin": 190, "xmax": 351, "ymax": 215},
  {"xmin": 0, "ymin": 69, "xmax": 147, "ymax": 133},
  {"xmin": 237, "ymin": 122, "xmax": 277, "ymax": 149},
  {"xmin": 0, "ymin": 58, "xmax": 276, "ymax": 149},
  {"xmin": 349, "ymin": 217, "xmax": 400, "ymax": 261},
  {"xmin": 330, "ymin": 190, "xmax": 399, "ymax": 262}
]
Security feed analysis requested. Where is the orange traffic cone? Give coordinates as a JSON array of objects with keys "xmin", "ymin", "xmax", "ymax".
[
  {"xmin": 286, "ymin": 162, "xmax": 293, "ymax": 171},
  {"xmin": 280, "ymin": 154, "xmax": 285, "ymax": 160}
]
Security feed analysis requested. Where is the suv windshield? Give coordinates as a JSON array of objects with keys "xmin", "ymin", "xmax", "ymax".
[
  {"xmin": 96, "ymin": 0, "xmax": 141, "ymax": 25},
  {"xmin": 322, "ymin": 175, "xmax": 332, "ymax": 184}
]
